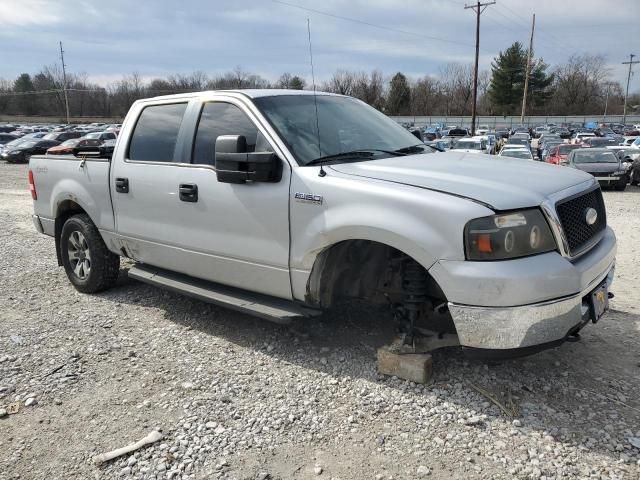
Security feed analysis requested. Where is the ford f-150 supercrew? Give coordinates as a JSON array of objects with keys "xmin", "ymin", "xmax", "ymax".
[{"xmin": 29, "ymin": 90, "xmax": 616, "ymax": 357}]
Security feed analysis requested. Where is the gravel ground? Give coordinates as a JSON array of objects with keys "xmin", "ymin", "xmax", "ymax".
[{"xmin": 0, "ymin": 161, "xmax": 639, "ymax": 480}]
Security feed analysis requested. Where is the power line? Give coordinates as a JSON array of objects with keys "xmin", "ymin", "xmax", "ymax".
[
  {"xmin": 0, "ymin": 88, "xmax": 105, "ymax": 97},
  {"xmin": 271, "ymin": 0, "xmax": 475, "ymax": 48},
  {"xmin": 622, "ymin": 54, "xmax": 639, "ymax": 124},
  {"xmin": 499, "ymin": 3, "xmax": 582, "ymax": 53},
  {"xmin": 464, "ymin": 0, "xmax": 495, "ymax": 135},
  {"xmin": 489, "ymin": 8, "xmax": 562, "ymax": 53}
]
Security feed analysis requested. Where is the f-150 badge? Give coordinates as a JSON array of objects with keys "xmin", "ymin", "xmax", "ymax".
[{"xmin": 294, "ymin": 192, "xmax": 323, "ymax": 205}]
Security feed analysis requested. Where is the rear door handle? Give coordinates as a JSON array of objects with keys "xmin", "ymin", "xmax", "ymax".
[
  {"xmin": 115, "ymin": 177, "xmax": 129, "ymax": 193},
  {"xmin": 179, "ymin": 183, "xmax": 198, "ymax": 202}
]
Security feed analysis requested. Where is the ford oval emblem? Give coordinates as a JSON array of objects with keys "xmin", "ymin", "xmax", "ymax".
[{"xmin": 585, "ymin": 207, "xmax": 598, "ymax": 226}]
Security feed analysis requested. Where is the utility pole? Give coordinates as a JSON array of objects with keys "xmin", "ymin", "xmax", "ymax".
[
  {"xmin": 465, "ymin": 1, "xmax": 495, "ymax": 135},
  {"xmin": 603, "ymin": 82, "xmax": 611, "ymax": 122},
  {"xmin": 59, "ymin": 41, "xmax": 70, "ymax": 124},
  {"xmin": 520, "ymin": 13, "xmax": 535, "ymax": 125},
  {"xmin": 622, "ymin": 54, "xmax": 638, "ymax": 124}
]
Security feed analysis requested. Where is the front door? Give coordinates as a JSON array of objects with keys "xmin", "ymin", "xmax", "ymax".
[{"xmin": 111, "ymin": 97, "xmax": 292, "ymax": 299}]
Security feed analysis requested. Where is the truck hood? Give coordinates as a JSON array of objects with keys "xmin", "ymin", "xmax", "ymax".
[{"xmin": 329, "ymin": 152, "xmax": 593, "ymax": 210}]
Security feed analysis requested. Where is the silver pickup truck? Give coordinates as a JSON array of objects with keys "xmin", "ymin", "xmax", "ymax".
[{"xmin": 29, "ymin": 90, "xmax": 616, "ymax": 357}]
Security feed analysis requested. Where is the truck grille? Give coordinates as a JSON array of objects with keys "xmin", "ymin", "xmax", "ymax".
[{"xmin": 555, "ymin": 187, "xmax": 606, "ymax": 256}]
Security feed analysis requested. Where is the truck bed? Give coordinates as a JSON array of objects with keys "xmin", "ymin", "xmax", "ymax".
[{"xmin": 29, "ymin": 154, "xmax": 115, "ymax": 233}]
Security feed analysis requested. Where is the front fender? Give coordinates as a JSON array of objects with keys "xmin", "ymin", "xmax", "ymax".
[{"xmin": 289, "ymin": 167, "xmax": 493, "ymax": 301}]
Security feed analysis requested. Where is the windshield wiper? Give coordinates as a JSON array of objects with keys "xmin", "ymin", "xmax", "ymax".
[
  {"xmin": 423, "ymin": 144, "xmax": 444, "ymax": 152},
  {"xmin": 305, "ymin": 149, "xmax": 406, "ymax": 166},
  {"xmin": 394, "ymin": 144, "xmax": 434, "ymax": 154}
]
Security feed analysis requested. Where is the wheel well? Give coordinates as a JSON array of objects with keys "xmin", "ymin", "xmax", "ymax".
[
  {"xmin": 54, "ymin": 200, "xmax": 88, "ymax": 266},
  {"xmin": 306, "ymin": 240, "xmax": 455, "ymax": 334},
  {"xmin": 306, "ymin": 240, "xmax": 447, "ymax": 307}
]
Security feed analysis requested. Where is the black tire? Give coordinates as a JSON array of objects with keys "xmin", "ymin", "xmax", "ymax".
[
  {"xmin": 60, "ymin": 214, "xmax": 120, "ymax": 293},
  {"xmin": 614, "ymin": 181, "xmax": 627, "ymax": 192}
]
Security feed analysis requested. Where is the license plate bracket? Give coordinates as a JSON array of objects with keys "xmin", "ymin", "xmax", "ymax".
[{"xmin": 589, "ymin": 280, "xmax": 609, "ymax": 323}]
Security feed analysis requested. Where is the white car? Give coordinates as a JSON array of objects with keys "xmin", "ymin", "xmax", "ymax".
[
  {"xmin": 472, "ymin": 134, "xmax": 497, "ymax": 154},
  {"xmin": 451, "ymin": 138, "xmax": 488, "ymax": 154},
  {"xmin": 475, "ymin": 124, "xmax": 489, "ymax": 135},
  {"xmin": 572, "ymin": 132, "xmax": 596, "ymax": 144},
  {"xmin": 622, "ymin": 136, "xmax": 638, "ymax": 146},
  {"xmin": 499, "ymin": 147, "xmax": 534, "ymax": 160}
]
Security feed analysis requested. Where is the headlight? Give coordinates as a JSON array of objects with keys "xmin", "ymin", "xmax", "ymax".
[
  {"xmin": 8, "ymin": 150, "xmax": 21, "ymax": 155},
  {"xmin": 464, "ymin": 209, "xmax": 557, "ymax": 260}
]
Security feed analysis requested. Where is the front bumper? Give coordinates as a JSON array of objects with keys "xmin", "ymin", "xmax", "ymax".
[
  {"xmin": 430, "ymin": 227, "xmax": 617, "ymax": 351},
  {"xmin": 448, "ymin": 263, "xmax": 614, "ymax": 351},
  {"xmin": 594, "ymin": 176, "xmax": 624, "ymax": 186}
]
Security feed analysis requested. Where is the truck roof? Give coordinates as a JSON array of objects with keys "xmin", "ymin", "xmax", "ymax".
[{"xmin": 144, "ymin": 89, "xmax": 343, "ymax": 101}]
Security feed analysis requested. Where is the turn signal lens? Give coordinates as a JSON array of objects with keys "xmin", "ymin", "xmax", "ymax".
[{"xmin": 477, "ymin": 234, "xmax": 492, "ymax": 253}]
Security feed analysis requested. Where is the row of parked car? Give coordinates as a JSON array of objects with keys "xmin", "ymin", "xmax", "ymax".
[
  {"xmin": 0, "ymin": 122, "xmax": 121, "ymax": 163},
  {"xmin": 401, "ymin": 121, "xmax": 640, "ymax": 192}
]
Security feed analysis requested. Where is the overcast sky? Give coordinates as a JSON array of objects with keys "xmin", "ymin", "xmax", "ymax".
[{"xmin": 1, "ymin": 0, "xmax": 638, "ymax": 91}]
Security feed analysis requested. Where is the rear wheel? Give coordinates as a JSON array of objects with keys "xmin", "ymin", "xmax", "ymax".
[{"xmin": 60, "ymin": 214, "xmax": 120, "ymax": 293}]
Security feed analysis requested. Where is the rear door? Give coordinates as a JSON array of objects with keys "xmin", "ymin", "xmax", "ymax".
[{"xmin": 110, "ymin": 96, "xmax": 292, "ymax": 299}]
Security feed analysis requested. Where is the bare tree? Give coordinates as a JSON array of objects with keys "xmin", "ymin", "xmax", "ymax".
[
  {"xmin": 352, "ymin": 70, "xmax": 386, "ymax": 110},
  {"xmin": 325, "ymin": 70, "xmax": 356, "ymax": 96},
  {"xmin": 550, "ymin": 54, "xmax": 610, "ymax": 115},
  {"xmin": 439, "ymin": 63, "xmax": 475, "ymax": 115},
  {"xmin": 410, "ymin": 76, "xmax": 439, "ymax": 116}
]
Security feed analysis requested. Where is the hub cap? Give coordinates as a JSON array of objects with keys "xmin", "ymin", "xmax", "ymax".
[{"xmin": 67, "ymin": 231, "xmax": 91, "ymax": 280}]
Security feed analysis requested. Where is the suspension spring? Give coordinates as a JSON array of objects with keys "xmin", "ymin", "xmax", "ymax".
[{"xmin": 400, "ymin": 259, "xmax": 429, "ymax": 338}]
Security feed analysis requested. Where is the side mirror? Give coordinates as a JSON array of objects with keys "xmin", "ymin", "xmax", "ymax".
[{"xmin": 215, "ymin": 135, "xmax": 282, "ymax": 184}]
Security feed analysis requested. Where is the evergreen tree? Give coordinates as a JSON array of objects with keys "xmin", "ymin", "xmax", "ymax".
[
  {"xmin": 488, "ymin": 42, "xmax": 553, "ymax": 114},
  {"xmin": 14, "ymin": 73, "xmax": 36, "ymax": 115},
  {"xmin": 289, "ymin": 75, "xmax": 305, "ymax": 90},
  {"xmin": 386, "ymin": 72, "xmax": 411, "ymax": 115}
]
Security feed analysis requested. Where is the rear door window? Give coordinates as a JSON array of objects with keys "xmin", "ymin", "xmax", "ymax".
[
  {"xmin": 128, "ymin": 103, "xmax": 188, "ymax": 162},
  {"xmin": 192, "ymin": 103, "xmax": 260, "ymax": 166}
]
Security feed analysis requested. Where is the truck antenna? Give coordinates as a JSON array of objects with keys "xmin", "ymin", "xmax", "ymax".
[{"xmin": 307, "ymin": 18, "xmax": 325, "ymax": 177}]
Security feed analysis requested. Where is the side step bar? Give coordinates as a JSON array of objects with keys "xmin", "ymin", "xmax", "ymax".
[{"xmin": 128, "ymin": 264, "xmax": 322, "ymax": 324}]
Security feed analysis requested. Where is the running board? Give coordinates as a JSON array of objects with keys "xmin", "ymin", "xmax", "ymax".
[{"xmin": 128, "ymin": 264, "xmax": 321, "ymax": 324}]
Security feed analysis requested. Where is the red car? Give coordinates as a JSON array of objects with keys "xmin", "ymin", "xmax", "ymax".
[
  {"xmin": 545, "ymin": 144, "xmax": 581, "ymax": 165},
  {"xmin": 46, "ymin": 138, "xmax": 102, "ymax": 155}
]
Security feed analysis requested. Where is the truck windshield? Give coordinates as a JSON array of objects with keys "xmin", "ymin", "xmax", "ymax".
[{"xmin": 253, "ymin": 95, "xmax": 431, "ymax": 165}]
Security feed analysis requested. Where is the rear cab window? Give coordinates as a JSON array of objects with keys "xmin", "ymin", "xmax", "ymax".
[{"xmin": 128, "ymin": 103, "xmax": 188, "ymax": 162}]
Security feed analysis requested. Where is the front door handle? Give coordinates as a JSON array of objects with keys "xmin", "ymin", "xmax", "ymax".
[
  {"xmin": 179, "ymin": 183, "xmax": 198, "ymax": 202},
  {"xmin": 115, "ymin": 177, "xmax": 129, "ymax": 193}
]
